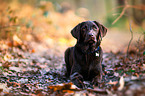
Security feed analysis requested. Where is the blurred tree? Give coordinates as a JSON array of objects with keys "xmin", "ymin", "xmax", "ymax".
[
  {"xmin": 132, "ymin": 0, "xmax": 145, "ymax": 25},
  {"xmin": 117, "ymin": 0, "xmax": 125, "ymax": 5},
  {"xmin": 60, "ymin": 2, "xmax": 72, "ymax": 13},
  {"xmin": 74, "ymin": 0, "xmax": 83, "ymax": 8},
  {"xmin": 117, "ymin": 0, "xmax": 126, "ymax": 20}
]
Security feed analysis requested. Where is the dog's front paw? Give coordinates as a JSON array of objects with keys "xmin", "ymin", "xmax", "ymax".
[
  {"xmin": 70, "ymin": 72, "xmax": 86, "ymax": 89},
  {"xmin": 92, "ymin": 75, "xmax": 102, "ymax": 85}
]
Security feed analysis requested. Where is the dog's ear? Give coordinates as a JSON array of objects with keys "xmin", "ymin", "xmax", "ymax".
[
  {"xmin": 71, "ymin": 23, "xmax": 81, "ymax": 41},
  {"xmin": 93, "ymin": 21, "xmax": 107, "ymax": 38}
]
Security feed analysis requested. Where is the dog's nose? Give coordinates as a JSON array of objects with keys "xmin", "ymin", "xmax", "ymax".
[{"xmin": 88, "ymin": 33, "xmax": 94, "ymax": 37}]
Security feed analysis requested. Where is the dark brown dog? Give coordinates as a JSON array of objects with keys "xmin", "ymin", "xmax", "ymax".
[{"xmin": 65, "ymin": 21, "xmax": 107, "ymax": 89}]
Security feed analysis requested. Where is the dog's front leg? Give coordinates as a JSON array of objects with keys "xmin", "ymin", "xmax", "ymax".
[
  {"xmin": 70, "ymin": 64, "xmax": 86, "ymax": 89},
  {"xmin": 92, "ymin": 62, "xmax": 103, "ymax": 85},
  {"xmin": 92, "ymin": 74, "xmax": 102, "ymax": 85},
  {"xmin": 70, "ymin": 72, "xmax": 86, "ymax": 89}
]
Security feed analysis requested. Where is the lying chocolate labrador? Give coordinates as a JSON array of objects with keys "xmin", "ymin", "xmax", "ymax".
[{"xmin": 65, "ymin": 21, "xmax": 107, "ymax": 89}]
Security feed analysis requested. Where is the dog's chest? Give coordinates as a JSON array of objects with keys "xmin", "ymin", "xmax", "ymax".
[{"xmin": 81, "ymin": 53, "xmax": 99, "ymax": 68}]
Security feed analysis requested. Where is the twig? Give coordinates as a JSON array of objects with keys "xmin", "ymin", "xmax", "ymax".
[
  {"xmin": 127, "ymin": 22, "xmax": 133, "ymax": 57},
  {"xmin": 112, "ymin": 0, "xmax": 145, "ymax": 25},
  {"xmin": 87, "ymin": 88, "xmax": 107, "ymax": 94},
  {"xmin": 109, "ymin": 5, "xmax": 125, "ymax": 13},
  {"xmin": 112, "ymin": 0, "xmax": 128, "ymax": 25},
  {"xmin": 112, "ymin": 6, "xmax": 128, "ymax": 25},
  {"xmin": 111, "ymin": 4, "xmax": 145, "ymax": 13},
  {"xmin": 128, "ymin": 4, "xmax": 145, "ymax": 11}
]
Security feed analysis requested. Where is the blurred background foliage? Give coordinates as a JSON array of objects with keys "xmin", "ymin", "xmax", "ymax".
[{"xmin": 0, "ymin": 0, "xmax": 144, "ymax": 53}]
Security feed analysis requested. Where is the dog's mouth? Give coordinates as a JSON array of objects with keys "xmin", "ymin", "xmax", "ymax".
[
  {"xmin": 88, "ymin": 40, "xmax": 95, "ymax": 43},
  {"xmin": 87, "ymin": 38, "xmax": 97, "ymax": 44},
  {"xmin": 84, "ymin": 36, "xmax": 97, "ymax": 44}
]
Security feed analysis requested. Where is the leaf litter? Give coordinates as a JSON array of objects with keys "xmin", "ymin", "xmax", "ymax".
[{"xmin": 0, "ymin": 40, "xmax": 145, "ymax": 96}]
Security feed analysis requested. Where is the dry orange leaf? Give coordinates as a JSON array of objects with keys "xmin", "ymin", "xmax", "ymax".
[
  {"xmin": 7, "ymin": 80, "xmax": 20, "ymax": 87},
  {"xmin": 2, "ymin": 61, "xmax": 11, "ymax": 68},
  {"xmin": 0, "ymin": 89, "xmax": 3, "ymax": 93},
  {"xmin": 62, "ymin": 90, "xmax": 74, "ymax": 93},
  {"xmin": 13, "ymin": 34, "xmax": 23, "ymax": 46},
  {"xmin": 107, "ymin": 80, "xmax": 118, "ymax": 85},
  {"xmin": 31, "ymin": 49, "xmax": 35, "ymax": 53},
  {"xmin": 48, "ymin": 82, "xmax": 73, "ymax": 92}
]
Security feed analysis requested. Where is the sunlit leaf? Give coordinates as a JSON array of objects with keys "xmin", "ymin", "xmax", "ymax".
[
  {"xmin": 0, "ymin": 83, "xmax": 10, "ymax": 93},
  {"xmin": 9, "ymin": 18, "xmax": 13, "ymax": 22},
  {"xmin": 48, "ymin": 82, "xmax": 73, "ymax": 92},
  {"xmin": 43, "ymin": 11, "xmax": 49, "ymax": 17},
  {"xmin": 39, "ymin": 5, "xmax": 46, "ymax": 10},
  {"xmin": 13, "ymin": 34, "xmax": 23, "ymax": 46},
  {"xmin": 130, "ymin": 69, "xmax": 135, "ymax": 72},
  {"xmin": 9, "ymin": 67, "xmax": 21, "ymax": 72},
  {"xmin": 13, "ymin": 16, "xmax": 17, "ymax": 23},
  {"xmin": 26, "ymin": 20, "xmax": 33, "ymax": 28},
  {"xmin": 16, "ymin": 26, "xmax": 21, "ymax": 32},
  {"xmin": 131, "ymin": 76, "xmax": 138, "ymax": 80},
  {"xmin": 107, "ymin": 80, "xmax": 118, "ymax": 85},
  {"xmin": 9, "ymin": 10, "xmax": 13, "ymax": 14},
  {"xmin": 118, "ymin": 76, "xmax": 124, "ymax": 91},
  {"xmin": 4, "ymin": 54, "xmax": 12, "ymax": 61},
  {"xmin": 17, "ymin": 78, "xmax": 28, "ymax": 83},
  {"xmin": 30, "ymin": 49, "xmax": 35, "ymax": 53}
]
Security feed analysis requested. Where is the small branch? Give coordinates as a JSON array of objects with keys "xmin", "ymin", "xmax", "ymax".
[
  {"xmin": 112, "ymin": 0, "xmax": 128, "ymax": 25},
  {"xmin": 112, "ymin": 0, "xmax": 145, "ymax": 25},
  {"xmin": 129, "ymin": 4, "xmax": 145, "ymax": 11},
  {"xmin": 109, "ymin": 5, "xmax": 125, "ymax": 13},
  {"xmin": 127, "ymin": 22, "xmax": 133, "ymax": 57},
  {"xmin": 112, "ymin": 6, "xmax": 128, "ymax": 25}
]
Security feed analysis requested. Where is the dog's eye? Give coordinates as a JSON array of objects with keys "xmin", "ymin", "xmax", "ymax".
[
  {"xmin": 82, "ymin": 27, "xmax": 86, "ymax": 31},
  {"xmin": 93, "ymin": 25, "xmax": 97, "ymax": 31}
]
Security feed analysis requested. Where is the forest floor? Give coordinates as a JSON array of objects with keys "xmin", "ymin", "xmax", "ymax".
[
  {"xmin": 0, "ymin": 1, "xmax": 145, "ymax": 95},
  {"xmin": 0, "ymin": 39, "xmax": 144, "ymax": 96}
]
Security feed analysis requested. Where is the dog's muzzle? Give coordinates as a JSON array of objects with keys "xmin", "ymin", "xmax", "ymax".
[{"xmin": 86, "ymin": 33, "xmax": 97, "ymax": 44}]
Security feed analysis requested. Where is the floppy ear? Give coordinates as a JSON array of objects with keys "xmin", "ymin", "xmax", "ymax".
[
  {"xmin": 93, "ymin": 21, "xmax": 107, "ymax": 38},
  {"xmin": 71, "ymin": 23, "xmax": 81, "ymax": 41}
]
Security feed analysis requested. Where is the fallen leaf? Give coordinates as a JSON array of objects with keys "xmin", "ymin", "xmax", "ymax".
[
  {"xmin": 35, "ymin": 90, "xmax": 44, "ymax": 96},
  {"xmin": 9, "ymin": 66, "xmax": 21, "ymax": 72},
  {"xmin": 118, "ymin": 76, "xmax": 124, "ymax": 91},
  {"xmin": 107, "ymin": 80, "xmax": 118, "ymax": 85},
  {"xmin": 62, "ymin": 90, "xmax": 74, "ymax": 93},
  {"xmin": 0, "ymin": 83, "xmax": 10, "ymax": 93},
  {"xmin": 17, "ymin": 78, "xmax": 28, "ymax": 83},
  {"xmin": 30, "ymin": 49, "xmax": 35, "ymax": 53},
  {"xmin": 106, "ymin": 89, "xmax": 117, "ymax": 96},
  {"xmin": 13, "ymin": 34, "xmax": 23, "ymax": 46},
  {"xmin": 48, "ymin": 82, "xmax": 73, "ymax": 92},
  {"xmin": 2, "ymin": 61, "xmax": 11, "ymax": 68},
  {"xmin": 4, "ymin": 54, "xmax": 12, "ymax": 61},
  {"xmin": 0, "ymin": 89, "xmax": 3, "ymax": 93},
  {"xmin": 87, "ymin": 88, "xmax": 107, "ymax": 94},
  {"xmin": 131, "ymin": 76, "xmax": 138, "ymax": 80},
  {"xmin": 7, "ymin": 80, "xmax": 20, "ymax": 87}
]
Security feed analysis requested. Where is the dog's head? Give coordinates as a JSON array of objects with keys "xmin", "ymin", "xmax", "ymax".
[{"xmin": 71, "ymin": 21, "xmax": 107, "ymax": 45}]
